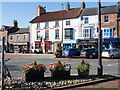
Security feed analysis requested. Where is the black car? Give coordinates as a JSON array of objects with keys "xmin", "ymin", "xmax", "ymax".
[{"xmin": 80, "ymin": 48, "xmax": 98, "ymax": 59}]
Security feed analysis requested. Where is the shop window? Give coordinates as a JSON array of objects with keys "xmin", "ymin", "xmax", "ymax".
[
  {"xmin": 55, "ymin": 21, "xmax": 59, "ymax": 27},
  {"xmin": 35, "ymin": 43, "xmax": 38, "ymax": 49},
  {"xmin": 66, "ymin": 21, "xmax": 70, "ymax": 26},
  {"xmin": 49, "ymin": 43, "xmax": 51, "ymax": 50},
  {"xmin": 104, "ymin": 16, "xmax": 109, "ymax": 23},
  {"xmin": 103, "ymin": 28, "xmax": 113, "ymax": 37},
  {"xmin": 37, "ymin": 31, "xmax": 40, "ymax": 39},
  {"xmin": 39, "ymin": 43, "xmax": 41, "ymax": 49},
  {"xmin": 55, "ymin": 30, "xmax": 59, "ymax": 39},
  {"xmin": 45, "ymin": 31, "xmax": 49, "ymax": 40},
  {"xmin": 10, "ymin": 35, "xmax": 13, "ymax": 40},
  {"xmin": 65, "ymin": 29, "xmax": 73, "ymax": 39}
]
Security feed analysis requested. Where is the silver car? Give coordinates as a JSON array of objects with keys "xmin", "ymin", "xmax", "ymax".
[{"xmin": 102, "ymin": 48, "xmax": 120, "ymax": 59}]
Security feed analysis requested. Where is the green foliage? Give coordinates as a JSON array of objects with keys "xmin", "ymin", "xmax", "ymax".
[{"xmin": 76, "ymin": 60, "xmax": 91, "ymax": 72}]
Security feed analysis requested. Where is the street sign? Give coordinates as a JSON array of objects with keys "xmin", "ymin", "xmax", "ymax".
[{"xmin": 0, "ymin": 31, "xmax": 6, "ymax": 37}]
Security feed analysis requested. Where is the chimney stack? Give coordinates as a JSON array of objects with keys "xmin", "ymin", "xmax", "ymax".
[
  {"xmin": 13, "ymin": 20, "xmax": 18, "ymax": 29},
  {"xmin": 66, "ymin": 2, "xmax": 70, "ymax": 11},
  {"xmin": 81, "ymin": 2, "xmax": 85, "ymax": 10},
  {"xmin": 37, "ymin": 5, "xmax": 46, "ymax": 16}
]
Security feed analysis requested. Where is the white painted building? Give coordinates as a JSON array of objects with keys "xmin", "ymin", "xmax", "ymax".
[{"xmin": 29, "ymin": 2, "xmax": 85, "ymax": 53}]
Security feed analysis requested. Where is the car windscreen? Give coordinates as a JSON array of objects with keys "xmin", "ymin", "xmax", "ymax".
[
  {"xmin": 103, "ymin": 50, "xmax": 110, "ymax": 52},
  {"xmin": 81, "ymin": 49, "xmax": 87, "ymax": 52}
]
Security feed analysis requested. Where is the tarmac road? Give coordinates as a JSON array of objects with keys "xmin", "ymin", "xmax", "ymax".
[{"xmin": 0, "ymin": 53, "xmax": 119, "ymax": 78}]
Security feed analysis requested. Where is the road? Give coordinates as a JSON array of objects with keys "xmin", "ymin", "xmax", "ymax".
[{"xmin": 0, "ymin": 53, "xmax": 119, "ymax": 78}]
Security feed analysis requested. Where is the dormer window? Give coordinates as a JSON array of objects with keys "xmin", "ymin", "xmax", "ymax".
[
  {"xmin": 55, "ymin": 21, "xmax": 59, "ymax": 27},
  {"xmin": 45, "ymin": 22, "xmax": 49, "ymax": 28},
  {"xmin": 84, "ymin": 17, "xmax": 88, "ymax": 24},
  {"xmin": 104, "ymin": 16, "xmax": 109, "ymax": 23}
]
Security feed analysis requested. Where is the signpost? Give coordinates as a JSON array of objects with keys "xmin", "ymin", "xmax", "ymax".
[{"xmin": 0, "ymin": 31, "xmax": 6, "ymax": 89}]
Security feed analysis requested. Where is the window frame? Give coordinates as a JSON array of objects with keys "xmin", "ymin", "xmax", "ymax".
[
  {"xmin": 104, "ymin": 15, "xmax": 109, "ymax": 23},
  {"xmin": 37, "ymin": 23, "xmax": 40, "ymax": 28},
  {"xmin": 16, "ymin": 35, "xmax": 20, "ymax": 40},
  {"xmin": 55, "ymin": 30, "xmax": 59, "ymax": 39},
  {"xmin": 55, "ymin": 21, "xmax": 59, "ymax": 27},
  {"xmin": 84, "ymin": 17, "xmax": 89, "ymax": 24},
  {"xmin": 83, "ymin": 28, "xmax": 91, "ymax": 38},
  {"xmin": 66, "ymin": 21, "xmax": 70, "ymax": 26},
  {"xmin": 65, "ymin": 29, "xmax": 73, "ymax": 39},
  {"xmin": 45, "ymin": 22, "xmax": 49, "ymax": 28},
  {"xmin": 23, "ymin": 34, "xmax": 27, "ymax": 40},
  {"xmin": 103, "ymin": 28, "xmax": 113, "ymax": 38},
  {"xmin": 37, "ymin": 31, "xmax": 40, "ymax": 39},
  {"xmin": 10, "ymin": 35, "xmax": 13, "ymax": 40},
  {"xmin": 45, "ymin": 31, "xmax": 49, "ymax": 40}
]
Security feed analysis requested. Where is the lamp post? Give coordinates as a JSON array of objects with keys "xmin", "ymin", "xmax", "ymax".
[
  {"xmin": 61, "ymin": 3, "xmax": 64, "ymax": 52},
  {"xmin": 97, "ymin": 0, "xmax": 103, "ymax": 77}
]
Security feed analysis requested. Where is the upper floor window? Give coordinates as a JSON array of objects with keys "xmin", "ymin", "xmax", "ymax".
[
  {"xmin": 55, "ymin": 21, "xmax": 59, "ymax": 27},
  {"xmin": 66, "ymin": 21, "xmax": 70, "ymax": 26},
  {"xmin": 103, "ymin": 28, "xmax": 113, "ymax": 37},
  {"xmin": 37, "ymin": 31, "xmax": 40, "ymax": 39},
  {"xmin": 16, "ymin": 35, "xmax": 19, "ymax": 40},
  {"xmin": 23, "ymin": 34, "xmax": 27, "ymax": 40},
  {"xmin": 83, "ymin": 28, "xmax": 90, "ymax": 38},
  {"xmin": 37, "ymin": 23, "xmax": 40, "ymax": 28},
  {"xmin": 45, "ymin": 22, "xmax": 49, "ymax": 28},
  {"xmin": 104, "ymin": 16, "xmax": 109, "ymax": 23},
  {"xmin": 55, "ymin": 30, "xmax": 59, "ymax": 39},
  {"xmin": 10, "ymin": 35, "xmax": 13, "ymax": 40},
  {"xmin": 45, "ymin": 31, "xmax": 49, "ymax": 40},
  {"xmin": 65, "ymin": 28, "xmax": 73, "ymax": 39},
  {"xmin": 84, "ymin": 17, "xmax": 89, "ymax": 24}
]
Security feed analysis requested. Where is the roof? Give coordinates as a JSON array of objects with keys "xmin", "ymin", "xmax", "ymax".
[
  {"xmin": 81, "ymin": 5, "xmax": 118, "ymax": 16},
  {"xmin": 9, "ymin": 28, "xmax": 29, "ymax": 34},
  {"xmin": 30, "ymin": 7, "xmax": 81, "ymax": 23},
  {"xmin": 15, "ymin": 28, "xmax": 29, "ymax": 34}
]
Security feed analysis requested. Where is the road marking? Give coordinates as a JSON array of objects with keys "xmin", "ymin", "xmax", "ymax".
[{"xmin": 106, "ymin": 63, "xmax": 119, "ymax": 66}]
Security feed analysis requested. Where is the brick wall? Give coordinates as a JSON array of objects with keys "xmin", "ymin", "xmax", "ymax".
[{"xmin": 101, "ymin": 13, "xmax": 118, "ymax": 38}]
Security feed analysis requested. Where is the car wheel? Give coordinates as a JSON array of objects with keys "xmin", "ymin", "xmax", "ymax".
[
  {"xmin": 89, "ymin": 55, "xmax": 93, "ymax": 59},
  {"xmin": 111, "ymin": 55, "xmax": 114, "ymax": 59},
  {"xmin": 56, "ymin": 54, "xmax": 60, "ymax": 58},
  {"xmin": 71, "ymin": 55, "xmax": 75, "ymax": 58}
]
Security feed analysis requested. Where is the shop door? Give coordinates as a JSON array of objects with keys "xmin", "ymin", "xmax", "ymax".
[{"xmin": 45, "ymin": 43, "xmax": 48, "ymax": 53}]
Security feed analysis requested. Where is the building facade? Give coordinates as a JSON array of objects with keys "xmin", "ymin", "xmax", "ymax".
[
  {"xmin": 1, "ymin": 20, "xmax": 30, "ymax": 53},
  {"xmin": 30, "ymin": 2, "xmax": 85, "ymax": 53}
]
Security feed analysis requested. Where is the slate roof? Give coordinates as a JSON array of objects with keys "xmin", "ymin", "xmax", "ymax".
[
  {"xmin": 30, "ymin": 7, "xmax": 81, "ymax": 23},
  {"xmin": 9, "ymin": 28, "xmax": 29, "ymax": 34},
  {"xmin": 81, "ymin": 5, "xmax": 118, "ymax": 16}
]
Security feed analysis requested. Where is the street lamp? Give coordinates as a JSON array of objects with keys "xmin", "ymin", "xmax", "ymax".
[
  {"xmin": 61, "ymin": 3, "xmax": 64, "ymax": 52},
  {"xmin": 97, "ymin": 0, "xmax": 103, "ymax": 77}
]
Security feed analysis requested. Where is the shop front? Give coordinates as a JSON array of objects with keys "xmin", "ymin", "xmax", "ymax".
[
  {"xmin": 63, "ymin": 40, "xmax": 77, "ymax": 51},
  {"xmin": 77, "ymin": 39, "xmax": 98, "ymax": 49},
  {"xmin": 103, "ymin": 38, "xmax": 120, "ymax": 49}
]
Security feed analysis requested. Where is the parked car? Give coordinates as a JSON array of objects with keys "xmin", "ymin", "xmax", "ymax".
[
  {"xmin": 53, "ymin": 50, "xmax": 62, "ymax": 58},
  {"xmin": 102, "ymin": 48, "xmax": 120, "ymax": 59},
  {"xmin": 80, "ymin": 48, "xmax": 98, "ymax": 59},
  {"xmin": 64, "ymin": 48, "xmax": 81, "ymax": 58},
  {"xmin": 34, "ymin": 49, "xmax": 43, "ymax": 54}
]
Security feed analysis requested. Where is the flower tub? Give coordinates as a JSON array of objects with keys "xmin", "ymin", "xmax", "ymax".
[
  {"xmin": 22, "ymin": 61, "xmax": 46, "ymax": 82},
  {"xmin": 76, "ymin": 60, "xmax": 91, "ymax": 77},
  {"xmin": 49, "ymin": 60, "xmax": 71, "ymax": 79}
]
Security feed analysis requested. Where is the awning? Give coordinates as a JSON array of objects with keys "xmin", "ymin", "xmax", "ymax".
[
  {"xmin": 13, "ymin": 42, "xmax": 28, "ymax": 45},
  {"xmin": 103, "ymin": 38, "xmax": 120, "ymax": 42},
  {"xmin": 77, "ymin": 39, "xmax": 97, "ymax": 45},
  {"xmin": 63, "ymin": 40, "xmax": 77, "ymax": 44}
]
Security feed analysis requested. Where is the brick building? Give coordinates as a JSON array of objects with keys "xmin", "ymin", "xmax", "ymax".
[{"xmin": 1, "ymin": 20, "xmax": 30, "ymax": 53}]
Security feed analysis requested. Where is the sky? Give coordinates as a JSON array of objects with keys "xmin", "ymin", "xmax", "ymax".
[{"xmin": 1, "ymin": 2, "xmax": 117, "ymax": 28}]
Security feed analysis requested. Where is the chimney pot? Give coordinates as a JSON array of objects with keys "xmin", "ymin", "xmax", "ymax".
[
  {"xmin": 66, "ymin": 2, "xmax": 70, "ymax": 11},
  {"xmin": 13, "ymin": 20, "xmax": 18, "ymax": 29},
  {"xmin": 37, "ymin": 5, "xmax": 46, "ymax": 16}
]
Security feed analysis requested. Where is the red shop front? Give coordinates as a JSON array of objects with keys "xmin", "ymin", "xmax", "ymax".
[
  {"xmin": 44, "ymin": 41, "xmax": 52, "ymax": 53},
  {"xmin": 34, "ymin": 41, "xmax": 42, "ymax": 50}
]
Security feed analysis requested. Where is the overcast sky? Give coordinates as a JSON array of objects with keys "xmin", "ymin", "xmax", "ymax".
[{"xmin": 1, "ymin": 2, "xmax": 117, "ymax": 28}]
